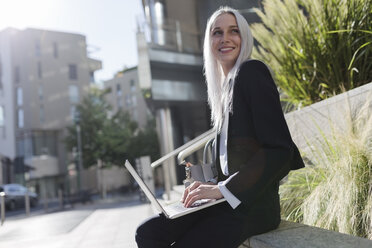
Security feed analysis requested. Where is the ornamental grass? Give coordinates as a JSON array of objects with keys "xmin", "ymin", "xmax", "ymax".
[{"xmin": 280, "ymin": 97, "xmax": 372, "ymax": 238}]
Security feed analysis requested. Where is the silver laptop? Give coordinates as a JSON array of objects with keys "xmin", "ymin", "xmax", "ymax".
[{"xmin": 124, "ymin": 160, "xmax": 226, "ymax": 219}]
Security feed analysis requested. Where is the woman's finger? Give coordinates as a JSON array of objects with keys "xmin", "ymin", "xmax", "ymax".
[
  {"xmin": 181, "ymin": 181, "xmax": 205, "ymax": 203},
  {"xmin": 183, "ymin": 187, "xmax": 199, "ymax": 207},
  {"xmin": 185, "ymin": 193, "xmax": 202, "ymax": 208},
  {"xmin": 181, "ymin": 185, "xmax": 191, "ymax": 203},
  {"xmin": 181, "ymin": 181, "xmax": 199, "ymax": 202}
]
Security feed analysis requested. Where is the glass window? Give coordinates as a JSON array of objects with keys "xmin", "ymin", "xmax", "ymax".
[
  {"xmin": 89, "ymin": 71, "xmax": 94, "ymax": 83},
  {"xmin": 16, "ymin": 87, "xmax": 23, "ymax": 106},
  {"xmin": 37, "ymin": 62, "xmax": 42, "ymax": 78},
  {"xmin": 35, "ymin": 42, "xmax": 41, "ymax": 57},
  {"xmin": 116, "ymin": 84, "xmax": 122, "ymax": 96},
  {"xmin": 18, "ymin": 109, "xmax": 24, "ymax": 128},
  {"xmin": 40, "ymin": 105, "xmax": 44, "ymax": 124},
  {"xmin": 130, "ymin": 80, "xmax": 136, "ymax": 92},
  {"xmin": 0, "ymin": 106, "xmax": 4, "ymax": 127},
  {"xmin": 69, "ymin": 85, "xmax": 79, "ymax": 103},
  {"xmin": 38, "ymin": 85, "xmax": 43, "ymax": 101},
  {"xmin": 125, "ymin": 94, "xmax": 132, "ymax": 107},
  {"xmin": 69, "ymin": 64, "xmax": 78, "ymax": 80},
  {"xmin": 53, "ymin": 42, "xmax": 58, "ymax": 58}
]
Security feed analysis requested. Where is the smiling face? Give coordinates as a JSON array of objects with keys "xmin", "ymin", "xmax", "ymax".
[{"xmin": 211, "ymin": 13, "xmax": 241, "ymax": 75}]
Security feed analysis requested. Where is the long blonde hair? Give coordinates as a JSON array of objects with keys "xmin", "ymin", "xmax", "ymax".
[{"xmin": 203, "ymin": 6, "xmax": 254, "ymax": 132}]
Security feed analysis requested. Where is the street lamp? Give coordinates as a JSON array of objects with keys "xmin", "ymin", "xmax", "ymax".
[{"xmin": 74, "ymin": 110, "xmax": 83, "ymax": 192}]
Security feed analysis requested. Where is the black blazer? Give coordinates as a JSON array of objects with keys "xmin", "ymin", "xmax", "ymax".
[{"xmin": 215, "ymin": 59, "xmax": 304, "ymax": 210}]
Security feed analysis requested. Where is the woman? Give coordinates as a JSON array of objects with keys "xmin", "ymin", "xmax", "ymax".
[{"xmin": 136, "ymin": 6, "xmax": 304, "ymax": 248}]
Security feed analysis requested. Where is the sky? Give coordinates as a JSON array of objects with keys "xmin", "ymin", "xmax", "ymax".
[{"xmin": 0, "ymin": 0, "xmax": 144, "ymax": 82}]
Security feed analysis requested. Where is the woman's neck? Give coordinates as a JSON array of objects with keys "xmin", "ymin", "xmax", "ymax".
[{"xmin": 222, "ymin": 66, "xmax": 232, "ymax": 76}]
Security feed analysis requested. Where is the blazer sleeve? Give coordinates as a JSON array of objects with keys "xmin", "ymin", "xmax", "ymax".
[{"xmin": 225, "ymin": 60, "xmax": 294, "ymax": 206}]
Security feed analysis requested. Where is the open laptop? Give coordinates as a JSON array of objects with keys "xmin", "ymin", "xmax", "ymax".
[{"xmin": 124, "ymin": 160, "xmax": 226, "ymax": 219}]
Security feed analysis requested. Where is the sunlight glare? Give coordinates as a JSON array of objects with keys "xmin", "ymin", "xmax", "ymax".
[{"xmin": 0, "ymin": 0, "xmax": 56, "ymax": 30}]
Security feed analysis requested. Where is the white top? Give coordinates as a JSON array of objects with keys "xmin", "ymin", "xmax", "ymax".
[{"xmin": 218, "ymin": 110, "xmax": 241, "ymax": 209}]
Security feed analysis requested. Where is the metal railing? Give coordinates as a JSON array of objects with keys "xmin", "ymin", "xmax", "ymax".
[
  {"xmin": 151, "ymin": 128, "xmax": 215, "ymax": 197},
  {"xmin": 151, "ymin": 128, "xmax": 214, "ymax": 169},
  {"xmin": 138, "ymin": 17, "xmax": 202, "ymax": 54}
]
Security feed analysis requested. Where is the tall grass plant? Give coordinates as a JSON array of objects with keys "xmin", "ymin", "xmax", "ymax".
[
  {"xmin": 280, "ymin": 97, "xmax": 372, "ymax": 238},
  {"xmin": 251, "ymin": 0, "xmax": 372, "ymax": 107}
]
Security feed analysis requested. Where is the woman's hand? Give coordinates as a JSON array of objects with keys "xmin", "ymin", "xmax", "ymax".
[{"xmin": 181, "ymin": 181, "xmax": 223, "ymax": 208}]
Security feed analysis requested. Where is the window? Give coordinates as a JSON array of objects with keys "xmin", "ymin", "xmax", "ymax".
[
  {"xmin": 38, "ymin": 85, "xmax": 43, "ymax": 101},
  {"xmin": 69, "ymin": 85, "xmax": 79, "ymax": 103},
  {"xmin": 40, "ymin": 105, "xmax": 44, "ymax": 124},
  {"xmin": 18, "ymin": 109, "xmax": 24, "ymax": 128},
  {"xmin": 130, "ymin": 80, "xmax": 136, "ymax": 92},
  {"xmin": 68, "ymin": 64, "xmax": 78, "ymax": 80},
  {"xmin": 16, "ymin": 87, "xmax": 23, "ymax": 106},
  {"xmin": 0, "ymin": 106, "xmax": 4, "ymax": 127},
  {"xmin": 37, "ymin": 62, "xmax": 42, "ymax": 78},
  {"xmin": 125, "ymin": 94, "xmax": 132, "ymax": 107},
  {"xmin": 116, "ymin": 84, "xmax": 122, "ymax": 96},
  {"xmin": 89, "ymin": 71, "xmax": 94, "ymax": 83},
  {"xmin": 14, "ymin": 66, "xmax": 20, "ymax": 83},
  {"xmin": 53, "ymin": 42, "xmax": 58, "ymax": 58},
  {"xmin": 35, "ymin": 42, "xmax": 41, "ymax": 57}
]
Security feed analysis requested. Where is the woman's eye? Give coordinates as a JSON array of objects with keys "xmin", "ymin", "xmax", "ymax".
[
  {"xmin": 212, "ymin": 30, "xmax": 222, "ymax": 36},
  {"xmin": 232, "ymin": 29, "xmax": 240, "ymax": 34}
]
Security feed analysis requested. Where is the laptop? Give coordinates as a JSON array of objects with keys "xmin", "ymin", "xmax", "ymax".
[{"xmin": 124, "ymin": 160, "xmax": 226, "ymax": 219}]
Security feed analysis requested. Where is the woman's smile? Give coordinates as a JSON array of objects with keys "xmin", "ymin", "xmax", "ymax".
[{"xmin": 211, "ymin": 13, "xmax": 241, "ymax": 75}]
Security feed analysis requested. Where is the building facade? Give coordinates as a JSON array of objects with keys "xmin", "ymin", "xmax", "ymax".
[
  {"xmin": 137, "ymin": 0, "xmax": 262, "ymax": 186},
  {"xmin": 104, "ymin": 67, "xmax": 151, "ymax": 128},
  {"xmin": 0, "ymin": 28, "xmax": 101, "ymax": 198}
]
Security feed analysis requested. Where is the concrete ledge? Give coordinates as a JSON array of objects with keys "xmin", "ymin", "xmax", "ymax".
[{"xmin": 240, "ymin": 220, "xmax": 372, "ymax": 248}]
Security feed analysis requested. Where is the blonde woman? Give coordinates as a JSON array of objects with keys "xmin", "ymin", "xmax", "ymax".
[{"xmin": 136, "ymin": 6, "xmax": 304, "ymax": 248}]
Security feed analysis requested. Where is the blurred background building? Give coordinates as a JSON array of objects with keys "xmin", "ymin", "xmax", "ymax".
[
  {"xmin": 136, "ymin": 0, "xmax": 262, "ymax": 185},
  {"xmin": 104, "ymin": 67, "xmax": 151, "ymax": 128},
  {"xmin": 0, "ymin": 27, "xmax": 101, "ymax": 198}
]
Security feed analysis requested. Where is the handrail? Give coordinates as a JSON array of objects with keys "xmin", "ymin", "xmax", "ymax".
[
  {"xmin": 150, "ymin": 128, "xmax": 215, "ymax": 169},
  {"xmin": 177, "ymin": 133, "xmax": 214, "ymax": 164}
]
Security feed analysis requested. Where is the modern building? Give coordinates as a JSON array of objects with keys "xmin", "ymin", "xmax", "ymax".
[
  {"xmin": 136, "ymin": 0, "xmax": 262, "ymax": 186},
  {"xmin": 0, "ymin": 27, "xmax": 101, "ymax": 198},
  {"xmin": 104, "ymin": 67, "xmax": 151, "ymax": 128}
]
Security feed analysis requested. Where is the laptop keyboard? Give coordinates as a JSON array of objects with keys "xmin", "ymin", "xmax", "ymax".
[{"xmin": 170, "ymin": 199, "xmax": 211, "ymax": 212}]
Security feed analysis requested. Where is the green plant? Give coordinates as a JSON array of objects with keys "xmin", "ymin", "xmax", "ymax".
[
  {"xmin": 280, "ymin": 96, "xmax": 372, "ymax": 238},
  {"xmin": 65, "ymin": 88, "xmax": 160, "ymax": 168},
  {"xmin": 251, "ymin": 0, "xmax": 372, "ymax": 107}
]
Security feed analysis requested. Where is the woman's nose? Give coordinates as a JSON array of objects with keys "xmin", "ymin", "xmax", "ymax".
[{"xmin": 221, "ymin": 33, "xmax": 230, "ymax": 43}]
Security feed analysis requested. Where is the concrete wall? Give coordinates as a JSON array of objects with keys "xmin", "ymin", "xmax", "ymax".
[{"xmin": 285, "ymin": 82, "xmax": 372, "ymax": 162}]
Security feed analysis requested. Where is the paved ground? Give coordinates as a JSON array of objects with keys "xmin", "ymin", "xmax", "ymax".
[{"xmin": 0, "ymin": 194, "xmax": 154, "ymax": 248}]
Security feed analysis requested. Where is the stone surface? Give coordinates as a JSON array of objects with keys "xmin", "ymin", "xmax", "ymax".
[
  {"xmin": 285, "ymin": 82, "xmax": 372, "ymax": 159},
  {"xmin": 240, "ymin": 221, "xmax": 372, "ymax": 248}
]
